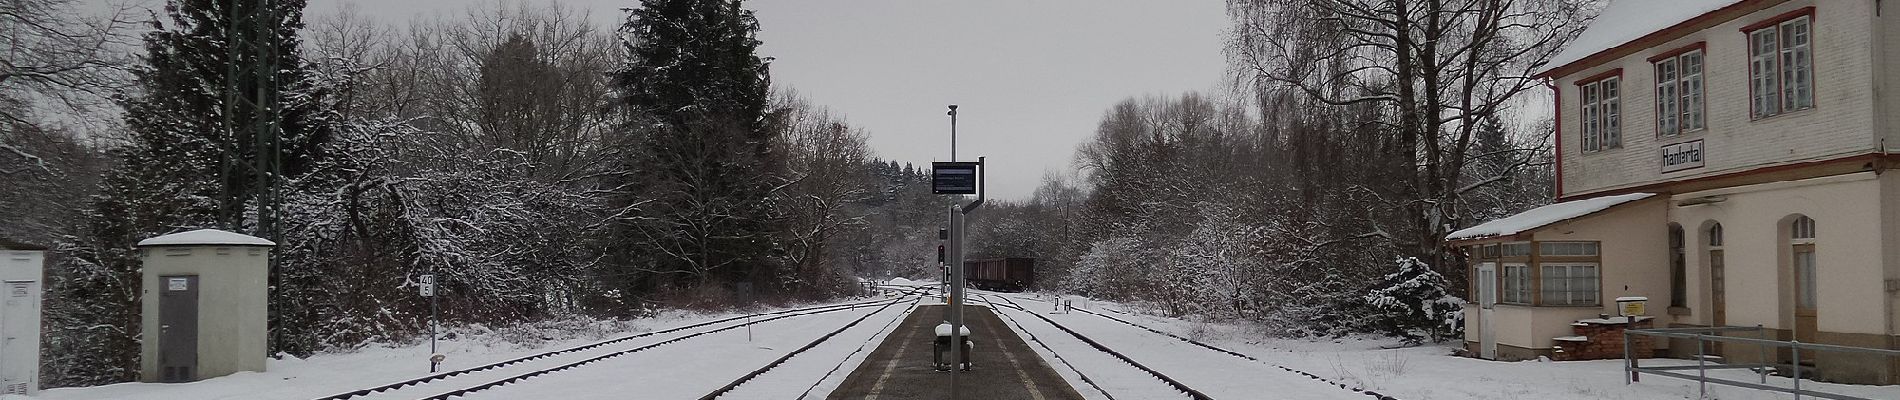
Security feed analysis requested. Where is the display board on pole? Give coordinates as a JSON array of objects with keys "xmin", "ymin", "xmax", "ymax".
[{"xmin": 932, "ymin": 162, "xmax": 979, "ymax": 195}]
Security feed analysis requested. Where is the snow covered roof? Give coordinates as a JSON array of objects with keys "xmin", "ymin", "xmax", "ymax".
[
  {"xmin": 1447, "ymin": 193, "xmax": 1655, "ymax": 242},
  {"xmin": 1539, "ymin": 0, "xmax": 1742, "ymax": 77},
  {"xmin": 137, "ymin": 229, "xmax": 276, "ymax": 247},
  {"xmin": 0, "ymin": 237, "xmax": 47, "ymax": 251}
]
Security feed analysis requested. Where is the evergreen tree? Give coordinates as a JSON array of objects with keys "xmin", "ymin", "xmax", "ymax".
[
  {"xmin": 44, "ymin": 0, "xmax": 327, "ymax": 384},
  {"xmin": 1365, "ymin": 257, "xmax": 1461, "ymax": 345},
  {"xmin": 609, "ymin": 0, "xmax": 785, "ymax": 300}
]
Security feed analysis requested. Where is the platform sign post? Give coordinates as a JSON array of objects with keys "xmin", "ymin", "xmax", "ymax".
[
  {"xmin": 936, "ymin": 104, "xmax": 988, "ymax": 399},
  {"xmin": 421, "ymin": 271, "xmax": 439, "ymax": 373}
]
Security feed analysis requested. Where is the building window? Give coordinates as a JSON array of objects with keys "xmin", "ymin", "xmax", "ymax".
[
  {"xmin": 1542, "ymin": 263, "xmax": 1601, "ymax": 306},
  {"xmin": 1748, "ymin": 14, "xmax": 1813, "ymax": 118},
  {"xmin": 1708, "ymin": 223, "xmax": 1725, "ymax": 247},
  {"xmin": 1500, "ymin": 242, "xmax": 1531, "ymax": 257},
  {"xmin": 1655, "ymin": 49, "xmax": 1705, "ymax": 136},
  {"xmin": 1502, "ymin": 263, "xmax": 1532, "ymax": 305},
  {"xmin": 1792, "ymin": 215, "xmax": 1816, "ymax": 241},
  {"xmin": 1540, "ymin": 241, "xmax": 1600, "ymax": 257},
  {"xmin": 1580, "ymin": 76, "xmax": 1622, "ymax": 151}
]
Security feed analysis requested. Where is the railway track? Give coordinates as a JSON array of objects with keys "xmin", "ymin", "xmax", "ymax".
[
  {"xmin": 1038, "ymin": 294, "xmax": 1403, "ymax": 400},
  {"xmin": 695, "ymin": 295, "xmax": 922, "ymax": 400},
  {"xmin": 313, "ymin": 287, "xmax": 929, "ymax": 400},
  {"xmin": 975, "ymin": 293, "xmax": 1206, "ymax": 400},
  {"xmin": 973, "ymin": 294, "xmax": 1127, "ymax": 400}
]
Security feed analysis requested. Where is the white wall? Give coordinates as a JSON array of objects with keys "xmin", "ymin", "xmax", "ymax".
[
  {"xmin": 1882, "ymin": 0, "xmax": 1900, "ymax": 152},
  {"xmin": 1556, "ymin": 0, "xmax": 1881, "ymax": 197},
  {"xmin": 1671, "ymin": 172, "xmax": 1886, "ymax": 334},
  {"xmin": 140, "ymin": 246, "xmax": 271, "ymax": 381}
]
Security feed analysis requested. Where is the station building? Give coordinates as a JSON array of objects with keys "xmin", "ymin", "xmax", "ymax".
[{"xmin": 1450, "ymin": 0, "xmax": 1900, "ymax": 384}]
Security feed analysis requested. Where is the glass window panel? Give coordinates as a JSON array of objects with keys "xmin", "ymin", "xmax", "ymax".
[
  {"xmin": 1788, "ymin": 18, "xmax": 1812, "ymax": 110},
  {"xmin": 1604, "ymin": 78, "xmax": 1620, "ymax": 148},
  {"xmin": 1582, "ymin": 82, "xmax": 1599, "ymax": 151},
  {"xmin": 1752, "ymin": 30, "xmax": 1779, "ymax": 117},
  {"xmin": 1797, "ymin": 251, "xmax": 1817, "ymax": 309},
  {"xmin": 1682, "ymin": 52, "xmax": 1704, "ymax": 131},
  {"xmin": 1657, "ymin": 59, "xmax": 1678, "ymax": 136}
]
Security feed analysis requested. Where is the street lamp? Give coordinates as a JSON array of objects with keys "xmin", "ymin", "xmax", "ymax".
[{"xmin": 948, "ymin": 105, "xmax": 958, "ymax": 161}]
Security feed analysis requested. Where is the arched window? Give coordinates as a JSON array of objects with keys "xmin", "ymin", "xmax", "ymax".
[
  {"xmin": 1708, "ymin": 223, "xmax": 1724, "ymax": 247},
  {"xmin": 1792, "ymin": 216, "xmax": 1816, "ymax": 241}
]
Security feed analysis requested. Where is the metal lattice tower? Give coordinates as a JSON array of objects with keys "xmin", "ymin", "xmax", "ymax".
[{"xmin": 218, "ymin": 0, "xmax": 284, "ymax": 349}]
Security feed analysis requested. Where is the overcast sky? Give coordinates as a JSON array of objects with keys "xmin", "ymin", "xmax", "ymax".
[{"xmin": 101, "ymin": 0, "xmax": 1235, "ymax": 199}]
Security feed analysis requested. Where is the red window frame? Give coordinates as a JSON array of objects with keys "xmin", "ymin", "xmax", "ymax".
[
  {"xmin": 1649, "ymin": 42, "xmax": 1707, "ymax": 137},
  {"xmin": 1574, "ymin": 69, "xmax": 1623, "ymax": 153},
  {"xmin": 1741, "ymin": 6, "xmax": 1817, "ymax": 120}
]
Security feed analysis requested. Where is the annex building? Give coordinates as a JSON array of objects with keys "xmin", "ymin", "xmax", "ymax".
[{"xmin": 1449, "ymin": 0, "xmax": 1900, "ymax": 384}]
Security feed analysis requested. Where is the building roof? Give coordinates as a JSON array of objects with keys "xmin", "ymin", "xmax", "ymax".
[
  {"xmin": 1447, "ymin": 193, "xmax": 1656, "ymax": 242},
  {"xmin": 0, "ymin": 237, "xmax": 48, "ymax": 251},
  {"xmin": 137, "ymin": 229, "xmax": 276, "ymax": 247},
  {"xmin": 1538, "ymin": 0, "xmax": 1744, "ymax": 78}
]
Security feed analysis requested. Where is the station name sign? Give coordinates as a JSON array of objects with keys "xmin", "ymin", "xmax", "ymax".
[
  {"xmin": 932, "ymin": 161, "xmax": 980, "ymax": 194},
  {"xmin": 1660, "ymin": 140, "xmax": 1704, "ymax": 173}
]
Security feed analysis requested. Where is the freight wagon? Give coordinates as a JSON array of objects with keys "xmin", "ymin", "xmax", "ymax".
[{"xmin": 965, "ymin": 258, "xmax": 1035, "ymax": 292}]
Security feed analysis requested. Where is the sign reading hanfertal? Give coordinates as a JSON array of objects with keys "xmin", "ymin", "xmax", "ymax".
[
  {"xmin": 932, "ymin": 162, "xmax": 980, "ymax": 194},
  {"xmin": 1660, "ymin": 140, "xmax": 1704, "ymax": 173}
]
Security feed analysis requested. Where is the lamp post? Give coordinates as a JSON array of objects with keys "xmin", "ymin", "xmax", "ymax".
[{"xmin": 948, "ymin": 105, "xmax": 958, "ymax": 161}]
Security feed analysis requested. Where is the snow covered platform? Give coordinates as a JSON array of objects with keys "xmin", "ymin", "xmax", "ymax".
[{"xmin": 826, "ymin": 305, "xmax": 1083, "ymax": 400}]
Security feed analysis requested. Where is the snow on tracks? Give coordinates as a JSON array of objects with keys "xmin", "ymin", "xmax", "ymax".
[
  {"xmin": 315, "ymin": 287, "xmax": 928, "ymax": 400},
  {"xmin": 699, "ymin": 297, "xmax": 920, "ymax": 400},
  {"xmin": 450, "ymin": 296, "xmax": 917, "ymax": 400},
  {"xmin": 977, "ymin": 293, "xmax": 1193, "ymax": 400},
  {"xmin": 1054, "ymin": 297, "xmax": 1400, "ymax": 400},
  {"xmin": 982, "ymin": 292, "xmax": 1385, "ymax": 400}
]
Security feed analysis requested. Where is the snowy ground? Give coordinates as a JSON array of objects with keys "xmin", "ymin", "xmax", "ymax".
[
  {"xmin": 24, "ymin": 282, "xmax": 1900, "ymax": 400},
  {"xmin": 21, "ymin": 292, "xmax": 919, "ymax": 400},
  {"xmin": 990, "ymin": 291, "xmax": 1900, "ymax": 400}
]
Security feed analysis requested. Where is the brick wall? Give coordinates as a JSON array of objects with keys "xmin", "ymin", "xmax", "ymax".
[{"xmin": 1552, "ymin": 318, "xmax": 1655, "ymax": 361}]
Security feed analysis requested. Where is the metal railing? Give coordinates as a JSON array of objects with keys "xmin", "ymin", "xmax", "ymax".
[{"xmin": 1625, "ymin": 325, "xmax": 1900, "ymax": 400}]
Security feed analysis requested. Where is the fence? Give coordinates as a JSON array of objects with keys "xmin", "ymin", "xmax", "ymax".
[{"xmin": 1625, "ymin": 325, "xmax": 1900, "ymax": 400}]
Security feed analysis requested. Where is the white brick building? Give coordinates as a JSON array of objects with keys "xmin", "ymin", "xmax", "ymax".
[{"xmin": 1450, "ymin": 0, "xmax": 1900, "ymax": 384}]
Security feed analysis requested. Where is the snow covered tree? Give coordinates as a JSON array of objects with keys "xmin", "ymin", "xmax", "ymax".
[
  {"xmin": 771, "ymin": 93, "xmax": 872, "ymax": 296},
  {"xmin": 1228, "ymin": 0, "xmax": 1587, "ymax": 276},
  {"xmin": 1365, "ymin": 257, "xmax": 1462, "ymax": 345},
  {"xmin": 1171, "ymin": 203, "xmax": 1267, "ymax": 319},
  {"xmin": 43, "ymin": 0, "xmax": 329, "ymax": 384}
]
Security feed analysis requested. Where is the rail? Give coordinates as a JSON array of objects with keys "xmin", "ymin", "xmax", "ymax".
[{"xmin": 1624, "ymin": 325, "xmax": 1900, "ymax": 400}]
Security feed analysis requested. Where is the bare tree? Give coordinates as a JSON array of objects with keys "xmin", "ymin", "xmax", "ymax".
[
  {"xmin": 0, "ymin": 0, "xmax": 136, "ymax": 128},
  {"xmin": 1228, "ymin": 0, "xmax": 1588, "ymax": 270},
  {"xmin": 773, "ymin": 92, "xmax": 872, "ymax": 294}
]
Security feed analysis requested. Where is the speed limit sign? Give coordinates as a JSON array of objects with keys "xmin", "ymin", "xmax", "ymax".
[{"xmin": 419, "ymin": 274, "xmax": 436, "ymax": 297}]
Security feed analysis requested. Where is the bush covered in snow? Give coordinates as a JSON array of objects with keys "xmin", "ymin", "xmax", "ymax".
[{"xmin": 1365, "ymin": 257, "xmax": 1463, "ymax": 345}]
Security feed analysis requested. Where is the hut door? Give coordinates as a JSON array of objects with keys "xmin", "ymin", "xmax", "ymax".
[
  {"xmin": 2, "ymin": 280, "xmax": 38, "ymax": 394},
  {"xmin": 158, "ymin": 275, "xmax": 199, "ymax": 383},
  {"xmin": 1477, "ymin": 263, "xmax": 1498, "ymax": 360}
]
